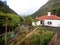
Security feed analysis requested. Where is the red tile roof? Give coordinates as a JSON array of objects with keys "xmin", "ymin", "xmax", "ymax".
[{"xmin": 36, "ymin": 15, "xmax": 60, "ymax": 21}]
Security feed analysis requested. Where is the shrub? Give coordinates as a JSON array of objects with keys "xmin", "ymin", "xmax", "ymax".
[{"xmin": 29, "ymin": 27, "xmax": 54, "ymax": 45}]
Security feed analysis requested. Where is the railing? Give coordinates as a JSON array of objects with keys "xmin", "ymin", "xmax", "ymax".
[{"xmin": 48, "ymin": 32, "xmax": 58, "ymax": 45}]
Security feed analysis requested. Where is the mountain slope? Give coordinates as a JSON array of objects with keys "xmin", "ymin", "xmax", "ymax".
[
  {"xmin": 31, "ymin": 0, "xmax": 60, "ymax": 17},
  {"xmin": 0, "ymin": 1, "xmax": 17, "ymax": 14}
]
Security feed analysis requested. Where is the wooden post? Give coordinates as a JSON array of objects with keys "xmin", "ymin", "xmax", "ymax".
[
  {"xmin": 16, "ymin": 28, "xmax": 38, "ymax": 45},
  {"xmin": 48, "ymin": 32, "xmax": 58, "ymax": 45},
  {"xmin": 5, "ymin": 16, "xmax": 8, "ymax": 45}
]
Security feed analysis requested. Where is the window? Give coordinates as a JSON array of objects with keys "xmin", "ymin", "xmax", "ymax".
[
  {"xmin": 47, "ymin": 21, "xmax": 52, "ymax": 25},
  {"xmin": 40, "ymin": 21, "xmax": 43, "ymax": 24}
]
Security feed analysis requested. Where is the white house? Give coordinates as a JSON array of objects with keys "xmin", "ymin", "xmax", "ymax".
[
  {"xmin": 33, "ymin": 12, "xmax": 60, "ymax": 27},
  {"xmin": 44, "ymin": 20, "xmax": 60, "ymax": 27}
]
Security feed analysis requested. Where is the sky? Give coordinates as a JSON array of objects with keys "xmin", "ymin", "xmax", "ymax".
[{"xmin": 1, "ymin": 0, "xmax": 49, "ymax": 16}]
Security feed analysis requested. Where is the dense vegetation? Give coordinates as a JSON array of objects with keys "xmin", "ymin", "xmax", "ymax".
[
  {"xmin": 20, "ymin": 27, "xmax": 54, "ymax": 45},
  {"xmin": 31, "ymin": 0, "xmax": 60, "ymax": 17},
  {"xmin": 29, "ymin": 28, "xmax": 53, "ymax": 45},
  {"xmin": 0, "ymin": 1, "xmax": 20, "ymax": 34},
  {"xmin": 19, "ymin": 16, "xmax": 35, "ymax": 26},
  {"xmin": 0, "ymin": 11, "xmax": 20, "ymax": 33},
  {"xmin": 0, "ymin": 1, "xmax": 20, "ymax": 44},
  {"xmin": 0, "ymin": 27, "xmax": 54, "ymax": 45}
]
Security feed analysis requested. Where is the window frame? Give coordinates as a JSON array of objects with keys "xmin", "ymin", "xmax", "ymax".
[{"xmin": 47, "ymin": 21, "xmax": 52, "ymax": 25}]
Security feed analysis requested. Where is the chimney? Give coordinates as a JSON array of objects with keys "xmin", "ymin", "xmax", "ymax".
[{"xmin": 48, "ymin": 12, "xmax": 51, "ymax": 16}]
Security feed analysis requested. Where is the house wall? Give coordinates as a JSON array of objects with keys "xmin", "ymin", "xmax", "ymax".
[
  {"xmin": 32, "ymin": 22, "xmax": 36, "ymax": 26},
  {"xmin": 44, "ymin": 20, "xmax": 60, "ymax": 27},
  {"xmin": 32, "ymin": 21, "xmax": 40, "ymax": 26}
]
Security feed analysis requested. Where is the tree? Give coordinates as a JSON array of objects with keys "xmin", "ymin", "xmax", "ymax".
[
  {"xmin": 0, "ymin": 11, "xmax": 20, "ymax": 32},
  {"xmin": 51, "ymin": 8, "xmax": 60, "ymax": 16}
]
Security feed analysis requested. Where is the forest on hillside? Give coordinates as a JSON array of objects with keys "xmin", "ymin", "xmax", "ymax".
[{"xmin": 31, "ymin": 0, "xmax": 60, "ymax": 17}]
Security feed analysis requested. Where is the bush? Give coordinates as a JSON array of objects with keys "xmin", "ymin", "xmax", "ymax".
[{"xmin": 29, "ymin": 27, "xmax": 54, "ymax": 45}]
